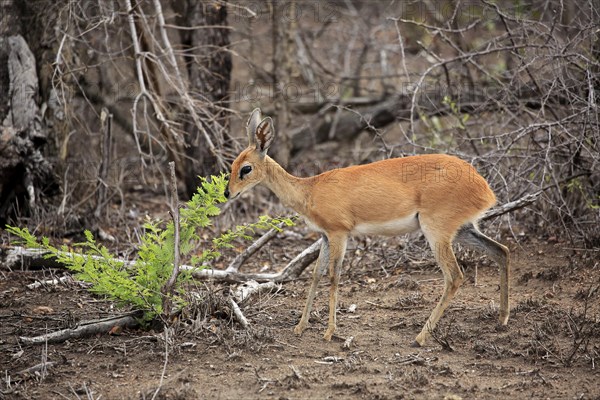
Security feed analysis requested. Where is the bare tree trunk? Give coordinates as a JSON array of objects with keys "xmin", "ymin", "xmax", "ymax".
[
  {"xmin": 270, "ymin": 1, "xmax": 297, "ymax": 168},
  {"xmin": 0, "ymin": 0, "xmax": 22, "ymax": 120},
  {"xmin": 177, "ymin": 1, "xmax": 232, "ymax": 198},
  {"xmin": 0, "ymin": 9, "xmax": 58, "ymax": 225}
]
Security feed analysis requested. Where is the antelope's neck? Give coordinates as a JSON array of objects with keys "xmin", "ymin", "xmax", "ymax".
[{"xmin": 262, "ymin": 156, "xmax": 311, "ymax": 215}]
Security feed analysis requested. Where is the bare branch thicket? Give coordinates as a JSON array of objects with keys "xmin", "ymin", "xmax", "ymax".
[
  {"xmin": 277, "ymin": 1, "xmax": 599, "ymax": 244},
  {"xmin": 424, "ymin": 2, "xmax": 600, "ymax": 243},
  {"xmin": 46, "ymin": 0, "xmax": 233, "ymax": 224}
]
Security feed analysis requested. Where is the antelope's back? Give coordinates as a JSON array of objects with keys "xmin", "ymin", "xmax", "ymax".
[{"xmin": 307, "ymin": 154, "xmax": 496, "ymax": 232}]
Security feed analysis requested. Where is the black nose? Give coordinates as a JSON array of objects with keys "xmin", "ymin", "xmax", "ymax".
[{"xmin": 224, "ymin": 187, "xmax": 230, "ymax": 199}]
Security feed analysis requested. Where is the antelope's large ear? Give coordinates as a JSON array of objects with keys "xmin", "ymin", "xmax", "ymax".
[
  {"xmin": 246, "ymin": 108, "xmax": 262, "ymax": 146},
  {"xmin": 255, "ymin": 117, "xmax": 274, "ymax": 157}
]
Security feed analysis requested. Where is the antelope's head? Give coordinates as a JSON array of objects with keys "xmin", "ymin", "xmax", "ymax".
[{"xmin": 225, "ymin": 108, "xmax": 274, "ymax": 200}]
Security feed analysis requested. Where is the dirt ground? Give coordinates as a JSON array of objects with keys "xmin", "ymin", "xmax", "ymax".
[{"xmin": 1, "ymin": 230, "xmax": 599, "ymax": 400}]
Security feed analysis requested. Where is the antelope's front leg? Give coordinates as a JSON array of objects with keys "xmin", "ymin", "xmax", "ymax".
[
  {"xmin": 323, "ymin": 234, "xmax": 348, "ymax": 341},
  {"xmin": 294, "ymin": 237, "xmax": 329, "ymax": 335}
]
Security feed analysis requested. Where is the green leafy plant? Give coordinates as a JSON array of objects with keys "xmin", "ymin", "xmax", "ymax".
[{"xmin": 7, "ymin": 173, "xmax": 294, "ymax": 322}]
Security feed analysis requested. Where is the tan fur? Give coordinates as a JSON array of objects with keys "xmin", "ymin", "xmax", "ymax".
[{"xmin": 227, "ymin": 110, "xmax": 510, "ymax": 346}]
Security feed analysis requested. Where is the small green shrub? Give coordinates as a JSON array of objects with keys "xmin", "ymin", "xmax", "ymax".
[{"xmin": 7, "ymin": 173, "xmax": 294, "ymax": 322}]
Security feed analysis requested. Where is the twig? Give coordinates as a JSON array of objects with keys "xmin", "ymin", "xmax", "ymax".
[
  {"xmin": 394, "ymin": 17, "xmax": 481, "ymax": 34},
  {"xmin": 394, "ymin": 354, "xmax": 437, "ymax": 366},
  {"xmin": 94, "ymin": 108, "xmax": 113, "ymax": 219},
  {"xmin": 124, "ymin": 0, "xmax": 179, "ymax": 161},
  {"xmin": 226, "ymin": 223, "xmax": 285, "ymax": 273},
  {"xmin": 229, "ymin": 297, "xmax": 249, "ymax": 329},
  {"xmin": 482, "ymin": 192, "xmax": 541, "ymax": 220},
  {"xmin": 343, "ymin": 336, "xmax": 355, "ymax": 349},
  {"xmin": 151, "ymin": 328, "xmax": 170, "ymax": 400},
  {"xmin": 481, "ymin": 172, "xmax": 591, "ymax": 221},
  {"xmin": 151, "ymin": 0, "xmax": 225, "ymax": 171},
  {"xmin": 289, "ymin": 364, "xmax": 304, "ymax": 381},
  {"xmin": 161, "ymin": 162, "xmax": 180, "ymax": 319},
  {"xmin": 16, "ymin": 361, "xmax": 57, "ymax": 377},
  {"xmin": 389, "ymin": 18, "xmax": 412, "ymax": 84},
  {"xmin": 315, "ymin": 356, "xmax": 344, "ymax": 365}
]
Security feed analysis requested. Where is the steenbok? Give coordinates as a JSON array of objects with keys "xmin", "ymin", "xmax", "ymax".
[{"xmin": 225, "ymin": 108, "xmax": 509, "ymax": 346}]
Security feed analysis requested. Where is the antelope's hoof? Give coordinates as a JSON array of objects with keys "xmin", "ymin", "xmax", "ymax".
[
  {"xmin": 293, "ymin": 323, "xmax": 306, "ymax": 336},
  {"xmin": 414, "ymin": 333, "xmax": 427, "ymax": 347}
]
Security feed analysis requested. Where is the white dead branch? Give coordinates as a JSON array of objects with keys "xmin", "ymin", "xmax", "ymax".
[
  {"xmin": 26, "ymin": 276, "xmax": 74, "ymax": 290},
  {"xmin": 228, "ymin": 297, "xmax": 249, "ymax": 329},
  {"xmin": 234, "ymin": 280, "xmax": 281, "ymax": 303}
]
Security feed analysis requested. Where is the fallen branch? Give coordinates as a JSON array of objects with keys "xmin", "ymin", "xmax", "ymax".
[
  {"xmin": 226, "ymin": 222, "xmax": 286, "ymax": 273},
  {"xmin": 16, "ymin": 361, "xmax": 57, "ymax": 376},
  {"xmin": 26, "ymin": 276, "xmax": 74, "ymax": 290},
  {"xmin": 5, "ymin": 246, "xmax": 135, "ymax": 271},
  {"xmin": 234, "ymin": 280, "xmax": 281, "ymax": 302},
  {"xmin": 6, "ymin": 236, "xmax": 320, "ymax": 285},
  {"xmin": 192, "ymin": 238, "xmax": 322, "ymax": 283},
  {"xmin": 290, "ymin": 95, "xmax": 404, "ymax": 155},
  {"xmin": 19, "ymin": 313, "xmax": 141, "ymax": 345}
]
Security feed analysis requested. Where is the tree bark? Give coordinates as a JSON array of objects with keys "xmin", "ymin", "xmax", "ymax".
[
  {"xmin": 178, "ymin": 1, "xmax": 232, "ymax": 198},
  {"xmin": 0, "ymin": 0, "xmax": 22, "ymax": 120},
  {"xmin": 0, "ymin": 34, "xmax": 57, "ymax": 225},
  {"xmin": 270, "ymin": 0, "xmax": 297, "ymax": 168}
]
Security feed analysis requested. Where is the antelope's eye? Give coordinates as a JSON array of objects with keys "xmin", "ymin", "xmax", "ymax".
[{"xmin": 240, "ymin": 165, "xmax": 252, "ymax": 179}]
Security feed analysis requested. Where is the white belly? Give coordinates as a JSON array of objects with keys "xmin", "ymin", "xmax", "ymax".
[{"xmin": 352, "ymin": 214, "xmax": 420, "ymax": 236}]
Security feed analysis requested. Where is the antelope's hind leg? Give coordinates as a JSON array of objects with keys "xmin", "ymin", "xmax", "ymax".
[
  {"xmin": 455, "ymin": 223, "xmax": 510, "ymax": 325},
  {"xmin": 415, "ymin": 221, "xmax": 465, "ymax": 346}
]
